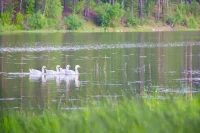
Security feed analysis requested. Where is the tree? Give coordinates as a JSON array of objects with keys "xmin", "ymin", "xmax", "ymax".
[
  {"xmin": 72, "ymin": 0, "xmax": 76, "ymax": 5},
  {"xmin": 63, "ymin": 0, "xmax": 67, "ymax": 13},
  {"xmin": 0, "ymin": 0, "xmax": 4, "ymax": 14},
  {"xmin": 138, "ymin": 0, "xmax": 143, "ymax": 19},
  {"xmin": 19, "ymin": 0, "xmax": 23, "ymax": 13},
  {"xmin": 84, "ymin": 0, "xmax": 90, "ymax": 18},
  {"xmin": 96, "ymin": 0, "xmax": 100, "ymax": 5},
  {"xmin": 23, "ymin": 0, "xmax": 35, "ymax": 14},
  {"xmin": 157, "ymin": 0, "xmax": 160, "ymax": 20},
  {"xmin": 35, "ymin": 0, "xmax": 44, "ymax": 12},
  {"xmin": 44, "ymin": 0, "xmax": 62, "ymax": 19}
]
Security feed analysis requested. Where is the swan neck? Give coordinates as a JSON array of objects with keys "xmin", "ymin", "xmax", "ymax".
[{"xmin": 75, "ymin": 67, "xmax": 79, "ymax": 74}]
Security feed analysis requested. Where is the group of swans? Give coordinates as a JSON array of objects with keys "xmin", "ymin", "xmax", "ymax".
[{"xmin": 29, "ymin": 65, "xmax": 81, "ymax": 75}]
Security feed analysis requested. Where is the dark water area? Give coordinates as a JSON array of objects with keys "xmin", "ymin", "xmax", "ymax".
[{"xmin": 1, "ymin": 31, "xmax": 200, "ymax": 110}]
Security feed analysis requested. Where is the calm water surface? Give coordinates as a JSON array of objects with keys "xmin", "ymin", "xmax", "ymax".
[{"xmin": 1, "ymin": 31, "xmax": 200, "ymax": 110}]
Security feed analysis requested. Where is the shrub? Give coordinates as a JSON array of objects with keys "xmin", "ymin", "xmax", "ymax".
[
  {"xmin": 44, "ymin": 0, "xmax": 62, "ymax": 19},
  {"xmin": 1, "ymin": 12, "xmax": 11, "ymax": 25},
  {"xmin": 0, "ymin": 21, "xmax": 2, "ymax": 32},
  {"xmin": 165, "ymin": 16, "xmax": 175, "ymax": 26},
  {"xmin": 72, "ymin": 0, "xmax": 85, "ymax": 14},
  {"xmin": 186, "ymin": 16, "xmax": 198, "ymax": 29},
  {"xmin": 126, "ymin": 15, "xmax": 141, "ymax": 27},
  {"xmin": 96, "ymin": 3, "xmax": 110, "ymax": 27},
  {"xmin": 191, "ymin": 2, "xmax": 199, "ymax": 17},
  {"xmin": 174, "ymin": 9, "xmax": 184, "ymax": 25},
  {"xmin": 46, "ymin": 18, "xmax": 59, "ymax": 29},
  {"xmin": 96, "ymin": 3, "xmax": 124, "ymax": 27},
  {"xmin": 2, "ymin": 24, "xmax": 22, "ymax": 31},
  {"xmin": 143, "ymin": 1, "xmax": 154, "ymax": 18},
  {"xmin": 27, "ymin": 11, "xmax": 47, "ymax": 29},
  {"xmin": 23, "ymin": 0, "xmax": 34, "ymax": 14},
  {"xmin": 16, "ymin": 13, "xmax": 23, "ymax": 29},
  {"xmin": 64, "ymin": 14, "xmax": 83, "ymax": 30}
]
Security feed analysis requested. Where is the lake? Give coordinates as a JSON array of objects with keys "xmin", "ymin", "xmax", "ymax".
[{"xmin": 0, "ymin": 31, "xmax": 200, "ymax": 110}]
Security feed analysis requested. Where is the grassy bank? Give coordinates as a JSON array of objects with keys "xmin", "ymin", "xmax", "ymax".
[
  {"xmin": 0, "ymin": 24, "xmax": 199, "ymax": 34},
  {"xmin": 1, "ymin": 95, "xmax": 200, "ymax": 133}
]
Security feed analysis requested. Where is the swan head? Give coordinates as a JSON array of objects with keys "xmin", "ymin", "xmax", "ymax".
[
  {"xmin": 75, "ymin": 65, "xmax": 81, "ymax": 69},
  {"xmin": 42, "ymin": 66, "xmax": 47, "ymax": 73},
  {"xmin": 42, "ymin": 66, "xmax": 47, "ymax": 69},
  {"xmin": 56, "ymin": 65, "xmax": 61, "ymax": 72},
  {"xmin": 66, "ymin": 65, "xmax": 71, "ymax": 70}
]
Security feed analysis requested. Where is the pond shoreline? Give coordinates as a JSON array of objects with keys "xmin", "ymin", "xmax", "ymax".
[{"xmin": 0, "ymin": 25, "xmax": 199, "ymax": 34}]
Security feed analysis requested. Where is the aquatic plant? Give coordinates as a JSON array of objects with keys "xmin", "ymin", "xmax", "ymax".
[{"xmin": 1, "ymin": 95, "xmax": 200, "ymax": 133}]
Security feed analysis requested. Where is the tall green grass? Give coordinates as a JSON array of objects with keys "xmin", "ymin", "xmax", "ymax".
[{"xmin": 1, "ymin": 95, "xmax": 200, "ymax": 133}]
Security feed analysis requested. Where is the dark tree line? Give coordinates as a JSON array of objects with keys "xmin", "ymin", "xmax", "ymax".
[{"xmin": 0, "ymin": 0, "xmax": 199, "ymax": 30}]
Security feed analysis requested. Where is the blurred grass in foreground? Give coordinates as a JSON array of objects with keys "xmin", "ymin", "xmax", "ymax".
[{"xmin": 1, "ymin": 95, "xmax": 200, "ymax": 133}]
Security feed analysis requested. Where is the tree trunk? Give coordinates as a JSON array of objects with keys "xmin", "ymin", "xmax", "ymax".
[
  {"xmin": 111, "ymin": 0, "xmax": 114, "ymax": 5},
  {"xmin": 1, "ymin": 0, "xmax": 4, "ymax": 14},
  {"xmin": 19, "ymin": 0, "xmax": 23, "ymax": 13},
  {"xmin": 157, "ymin": 0, "xmax": 160, "ymax": 20},
  {"xmin": 72, "ymin": 0, "xmax": 76, "ymax": 5},
  {"xmin": 121, "ymin": 0, "xmax": 124, "ymax": 9},
  {"xmin": 96, "ymin": 0, "xmax": 100, "ymax": 5},
  {"xmin": 84, "ymin": 0, "xmax": 90, "ymax": 19},
  {"xmin": 184, "ymin": 0, "xmax": 187, "ymax": 4},
  {"xmin": 63, "ymin": 0, "xmax": 67, "ymax": 13},
  {"xmin": 161, "ymin": 0, "xmax": 164, "ymax": 21},
  {"xmin": 138, "ymin": 0, "xmax": 143, "ymax": 19},
  {"xmin": 131, "ymin": 0, "xmax": 134, "ymax": 14},
  {"xmin": 43, "ymin": 0, "xmax": 48, "ymax": 15},
  {"xmin": 109, "ymin": 0, "xmax": 111, "ymax": 5}
]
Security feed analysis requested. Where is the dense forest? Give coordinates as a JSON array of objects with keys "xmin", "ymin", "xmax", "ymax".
[{"xmin": 0, "ymin": 0, "xmax": 200, "ymax": 31}]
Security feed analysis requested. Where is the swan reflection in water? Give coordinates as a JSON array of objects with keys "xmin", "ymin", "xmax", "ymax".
[
  {"xmin": 56, "ymin": 74, "xmax": 80, "ymax": 88},
  {"xmin": 29, "ymin": 74, "xmax": 80, "ymax": 88}
]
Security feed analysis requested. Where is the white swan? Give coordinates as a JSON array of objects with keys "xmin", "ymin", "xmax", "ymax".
[
  {"xmin": 60, "ymin": 65, "xmax": 70, "ymax": 74},
  {"xmin": 65, "ymin": 65, "xmax": 81, "ymax": 75},
  {"xmin": 46, "ymin": 65, "xmax": 61, "ymax": 75},
  {"xmin": 29, "ymin": 66, "xmax": 46, "ymax": 75}
]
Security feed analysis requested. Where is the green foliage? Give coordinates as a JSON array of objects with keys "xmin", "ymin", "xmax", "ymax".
[
  {"xmin": 1, "ymin": 96, "xmax": 200, "ymax": 133},
  {"xmin": 96, "ymin": 3, "xmax": 110, "ymax": 27},
  {"xmin": 24, "ymin": 0, "xmax": 35, "ymax": 14},
  {"xmin": 46, "ymin": 18, "xmax": 59, "ymax": 29},
  {"xmin": 0, "ymin": 21, "xmax": 2, "ymax": 32},
  {"xmin": 143, "ymin": 1, "xmax": 154, "ymax": 18},
  {"xmin": 191, "ymin": 2, "xmax": 199, "ymax": 17},
  {"xmin": 186, "ymin": 16, "xmax": 198, "ymax": 29},
  {"xmin": 16, "ymin": 13, "xmax": 23, "ymax": 28},
  {"xmin": 0, "ymin": 0, "xmax": 199, "ymax": 32},
  {"xmin": 27, "ymin": 11, "xmax": 47, "ymax": 29},
  {"xmin": 1, "ymin": 12, "xmax": 11, "ymax": 25},
  {"xmin": 126, "ymin": 13, "xmax": 141, "ymax": 27},
  {"xmin": 165, "ymin": 2, "xmax": 200, "ymax": 27},
  {"xmin": 64, "ymin": 14, "xmax": 83, "ymax": 30},
  {"xmin": 165, "ymin": 16, "xmax": 175, "ymax": 26},
  {"xmin": 44, "ymin": 0, "xmax": 63, "ymax": 19},
  {"xmin": 1, "ymin": 24, "xmax": 22, "ymax": 31},
  {"xmin": 72, "ymin": 0, "xmax": 85, "ymax": 14},
  {"xmin": 174, "ymin": 9, "xmax": 184, "ymax": 25},
  {"xmin": 96, "ymin": 3, "xmax": 124, "ymax": 27}
]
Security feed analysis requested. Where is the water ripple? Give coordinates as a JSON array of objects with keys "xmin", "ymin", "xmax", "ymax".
[{"xmin": 0, "ymin": 42, "xmax": 199, "ymax": 53}]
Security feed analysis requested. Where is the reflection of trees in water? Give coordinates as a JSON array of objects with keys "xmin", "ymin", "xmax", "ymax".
[
  {"xmin": 138, "ymin": 32, "xmax": 144, "ymax": 95},
  {"xmin": 138, "ymin": 47, "xmax": 144, "ymax": 95},
  {"xmin": 157, "ymin": 32, "xmax": 164, "ymax": 90},
  {"xmin": 182, "ymin": 43, "xmax": 193, "ymax": 98}
]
